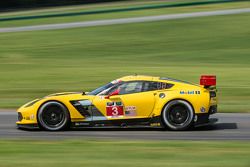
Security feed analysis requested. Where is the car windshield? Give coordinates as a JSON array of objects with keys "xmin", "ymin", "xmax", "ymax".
[{"xmin": 87, "ymin": 82, "xmax": 114, "ymax": 95}]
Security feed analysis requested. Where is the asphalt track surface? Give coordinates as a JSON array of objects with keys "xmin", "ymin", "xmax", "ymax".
[
  {"xmin": 0, "ymin": 8, "xmax": 250, "ymax": 33},
  {"xmin": 0, "ymin": 111, "xmax": 250, "ymax": 140}
]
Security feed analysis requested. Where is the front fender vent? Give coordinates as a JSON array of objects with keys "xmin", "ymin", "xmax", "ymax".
[{"xmin": 70, "ymin": 100, "xmax": 91, "ymax": 117}]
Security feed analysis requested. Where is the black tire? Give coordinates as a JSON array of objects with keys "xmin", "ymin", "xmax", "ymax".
[
  {"xmin": 37, "ymin": 101, "xmax": 70, "ymax": 131},
  {"xmin": 162, "ymin": 100, "xmax": 194, "ymax": 131}
]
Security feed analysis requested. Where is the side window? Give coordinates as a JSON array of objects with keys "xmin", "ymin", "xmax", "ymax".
[
  {"xmin": 143, "ymin": 82, "xmax": 158, "ymax": 91},
  {"xmin": 118, "ymin": 82, "xmax": 143, "ymax": 95},
  {"xmin": 143, "ymin": 82, "xmax": 174, "ymax": 92},
  {"xmin": 106, "ymin": 81, "xmax": 174, "ymax": 95}
]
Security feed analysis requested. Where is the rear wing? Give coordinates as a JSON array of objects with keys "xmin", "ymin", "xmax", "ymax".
[{"xmin": 200, "ymin": 75, "xmax": 216, "ymax": 89}]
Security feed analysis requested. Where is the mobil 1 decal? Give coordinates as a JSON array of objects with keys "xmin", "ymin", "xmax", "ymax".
[
  {"xmin": 106, "ymin": 101, "xmax": 124, "ymax": 118},
  {"xmin": 180, "ymin": 90, "xmax": 200, "ymax": 95}
]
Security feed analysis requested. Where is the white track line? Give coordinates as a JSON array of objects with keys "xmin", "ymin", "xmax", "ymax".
[{"xmin": 0, "ymin": 8, "xmax": 250, "ymax": 33}]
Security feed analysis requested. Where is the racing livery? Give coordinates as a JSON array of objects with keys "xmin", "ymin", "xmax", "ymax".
[{"xmin": 17, "ymin": 75, "xmax": 217, "ymax": 131}]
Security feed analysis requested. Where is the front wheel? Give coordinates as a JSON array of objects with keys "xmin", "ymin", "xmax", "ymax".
[
  {"xmin": 162, "ymin": 100, "xmax": 194, "ymax": 131},
  {"xmin": 37, "ymin": 101, "xmax": 70, "ymax": 131}
]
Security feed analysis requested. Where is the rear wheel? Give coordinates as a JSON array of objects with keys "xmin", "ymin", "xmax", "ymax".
[
  {"xmin": 162, "ymin": 100, "xmax": 194, "ymax": 130},
  {"xmin": 37, "ymin": 101, "xmax": 70, "ymax": 131}
]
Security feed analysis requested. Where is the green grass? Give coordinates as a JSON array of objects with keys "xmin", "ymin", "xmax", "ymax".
[
  {"xmin": 0, "ymin": 11, "xmax": 250, "ymax": 112},
  {"xmin": 0, "ymin": 140, "xmax": 250, "ymax": 167},
  {"xmin": 0, "ymin": 1, "xmax": 250, "ymax": 28}
]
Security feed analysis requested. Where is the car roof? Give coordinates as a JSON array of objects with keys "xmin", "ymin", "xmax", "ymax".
[
  {"xmin": 118, "ymin": 75, "xmax": 156, "ymax": 82},
  {"xmin": 117, "ymin": 75, "xmax": 198, "ymax": 86}
]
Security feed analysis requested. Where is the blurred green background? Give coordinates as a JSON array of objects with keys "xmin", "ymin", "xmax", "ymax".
[
  {"xmin": 0, "ymin": 140, "xmax": 250, "ymax": 167},
  {"xmin": 0, "ymin": 0, "xmax": 250, "ymax": 112}
]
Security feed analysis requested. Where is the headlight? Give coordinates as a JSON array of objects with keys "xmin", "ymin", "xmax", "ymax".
[{"xmin": 17, "ymin": 112, "xmax": 23, "ymax": 121}]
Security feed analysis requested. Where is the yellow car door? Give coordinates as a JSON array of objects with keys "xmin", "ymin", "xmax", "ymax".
[
  {"xmin": 115, "ymin": 91, "xmax": 156, "ymax": 118},
  {"xmin": 92, "ymin": 81, "xmax": 157, "ymax": 120}
]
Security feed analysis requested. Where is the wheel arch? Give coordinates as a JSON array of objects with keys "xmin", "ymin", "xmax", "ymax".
[
  {"xmin": 36, "ymin": 100, "xmax": 71, "ymax": 122},
  {"xmin": 160, "ymin": 98, "xmax": 195, "ymax": 116},
  {"xmin": 160, "ymin": 98, "xmax": 195, "ymax": 130}
]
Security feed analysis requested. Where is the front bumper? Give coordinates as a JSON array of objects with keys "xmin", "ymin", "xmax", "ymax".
[
  {"xmin": 16, "ymin": 110, "xmax": 39, "ymax": 130},
  {"xmin": 17, "ymin": 123, "xmax": 39, "ymax": 130}
]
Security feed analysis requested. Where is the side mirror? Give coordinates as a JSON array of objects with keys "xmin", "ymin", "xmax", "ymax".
[
  {"xmin": 105, "ymin": 90, "xmax": 119, "ymax": 99},
  {"xmin": 82, "ymin": 91, "xmax": 89, "ymax": 95}
]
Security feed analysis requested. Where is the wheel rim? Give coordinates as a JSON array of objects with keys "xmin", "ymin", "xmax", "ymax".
[
  {"xmin": 40, "ymin": 103, "xmax": 66, "ymax": 129},
  {"xmin": 166, "ymin": 104, "xmax": 190, "ymax": 127}
]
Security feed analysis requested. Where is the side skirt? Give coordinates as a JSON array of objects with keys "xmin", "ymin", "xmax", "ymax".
[
  {"xmin": 17, "ymin": 123, "xmax": 39, "ymax": 130},
  {"xmin": 72, "ymin": 116, "xmax": 162, "ymax": 128}
]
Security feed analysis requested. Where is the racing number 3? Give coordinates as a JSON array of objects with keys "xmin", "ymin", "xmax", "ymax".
[{"xmin": 106, "ymin": 106, "xmax": 124, "ymax": 117}]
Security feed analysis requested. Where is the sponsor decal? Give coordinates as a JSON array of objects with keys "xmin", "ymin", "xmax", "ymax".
[
  {"xmin": 75, "ymin": 122, "xmax": 90, "ymax": 126},
  {"xmin": 30, "ymin": 114, "xmax": 34, "ymax": 120},
  {"xmin": 106, "ymin": 101, "xmax": 124, "ymax": 118},
  {"xmin": 180, "ymin": 90, "xmax": 200, "ymax": 95},
  {"xmin": 115, "ymin": 102, "xmax": 122, "ymax": 106},
  {"xmin": 125, "ymin": 106, "xmax": 137, "ymax": 116},
  {"xmin": 150, "ymin": 123, "xmax": 161, "ymax": 127},
  {"xmin": 200, "ymin": 107, "xmax": 206, "ymax": 113},
  {"xmin": 107, "ymin": 102, "xmax": 114, "ymax": 106}
]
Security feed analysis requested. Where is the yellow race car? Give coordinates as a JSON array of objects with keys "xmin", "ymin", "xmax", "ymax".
[{"xmin": 17, "ymin": 75, "xmax": 217, "ymax": 131}]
